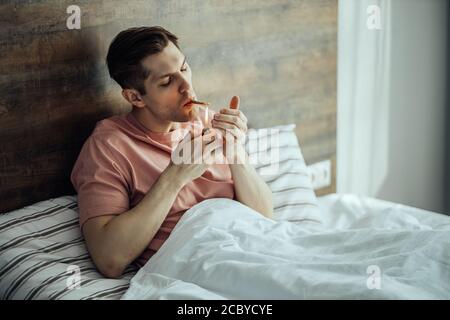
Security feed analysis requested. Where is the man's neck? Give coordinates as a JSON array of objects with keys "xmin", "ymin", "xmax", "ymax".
[{"xmin": 131, "ymin": 106, "xmax": 179, "ymax": 133}]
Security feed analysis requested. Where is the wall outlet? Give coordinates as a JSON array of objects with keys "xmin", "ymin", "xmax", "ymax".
[{"xmin": 307, "ymin": 159, "xmax": 332, "ymax": 190}]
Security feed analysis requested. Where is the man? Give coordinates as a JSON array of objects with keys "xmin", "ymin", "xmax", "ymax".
[{"xmin": 71, "ymin": 26, "xmax": 273, "ymax": 279}]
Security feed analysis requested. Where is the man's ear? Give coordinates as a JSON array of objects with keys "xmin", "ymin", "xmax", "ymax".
[{"xmin": 122, "ymin": 89, "xmax": 146, "ymax": 108}]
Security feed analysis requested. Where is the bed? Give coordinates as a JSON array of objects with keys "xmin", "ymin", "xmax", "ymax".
[
  {"xmin": 2, "ymin": 189, "xmax": 450, "ymax": 299},
  {"xmin": 2, "ymin": 0, "xmax": 449, "ymax": 300},
  {"xmin": 2, "ymin": 125, "xmax": 450, "ymax": 299}
]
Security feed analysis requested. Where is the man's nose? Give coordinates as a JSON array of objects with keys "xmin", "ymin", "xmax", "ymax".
[{"xmin": 179, "ymin": 74, "xmax": 192, "ymax": 94}]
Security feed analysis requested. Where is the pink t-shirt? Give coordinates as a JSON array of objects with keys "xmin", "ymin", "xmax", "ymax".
[{"xmin": 70, "ymin": 109, "xmax": 234, "ymax": 267}]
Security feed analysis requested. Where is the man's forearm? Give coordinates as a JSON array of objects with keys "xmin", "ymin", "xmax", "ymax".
[
  {"xmin": 229, "ymin": 161, "xmax": 273, "ymax": 219},
  {"xmin": 97, "ymin": 167, "xmax": 185, "ymax": 275}
]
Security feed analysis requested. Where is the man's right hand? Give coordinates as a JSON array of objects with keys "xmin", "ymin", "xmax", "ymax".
[{"xmin": 166, "ymin": 128, "xmax": 222, "ymax": 185}]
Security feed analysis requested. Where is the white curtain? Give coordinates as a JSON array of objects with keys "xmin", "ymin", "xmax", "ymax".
[{"xmin": 337, "ymin": 0, "xmax": 392, "ymax": 196}]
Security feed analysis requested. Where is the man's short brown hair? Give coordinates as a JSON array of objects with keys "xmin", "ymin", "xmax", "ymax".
[{"xmin": 106, "ymin": 26, "xmax": 179, "ymax": 95}]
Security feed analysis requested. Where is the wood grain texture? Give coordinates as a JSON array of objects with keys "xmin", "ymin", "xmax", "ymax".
[{"xmin": 0, "ymin": 0, "xmax": 337, "ymax": 213}]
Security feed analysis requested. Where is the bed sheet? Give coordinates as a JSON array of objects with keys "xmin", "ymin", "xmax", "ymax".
[
  {"xmin": 317, "ymin": 193, "xmax": 450, "ymax": 231},
  {"xmin": 123, "ymin": 197, "xmax": 450, "ymax": 299}
]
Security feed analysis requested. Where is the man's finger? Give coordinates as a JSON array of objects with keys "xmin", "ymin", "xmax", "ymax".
[
  {"xmin": 229, "ymin": 96, "xmax": 240, "ymax": 110},
  {"xmin": 219, "ymin": 108, "xmax": 248, "ymax": 125},
  {"xmin": 220, "ymin": 108, "xmax": 240, "ymax": 115},
  {"xmin": 213, "ymin": 113, "xmax": 245, "ymax": 130}
]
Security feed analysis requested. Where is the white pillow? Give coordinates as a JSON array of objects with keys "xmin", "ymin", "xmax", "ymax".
[{"xmin": 245, "ymin": 124, "xmax": 323, "ymax": 224}]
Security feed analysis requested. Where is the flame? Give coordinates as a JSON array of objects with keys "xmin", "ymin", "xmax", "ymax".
[{"xmin": 205, "ymin": 106, "xmax": 209, "ymax": 125}]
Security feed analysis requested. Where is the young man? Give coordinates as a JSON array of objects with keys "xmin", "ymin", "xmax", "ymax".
[{"xmin": 71, "ymin": 26, "xmax": 273, "ymax": 278}]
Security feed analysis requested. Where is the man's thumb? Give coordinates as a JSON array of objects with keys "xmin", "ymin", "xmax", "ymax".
[{"xmin": 229, "ymin": 96, "xmax": 240, "ymax": 110}]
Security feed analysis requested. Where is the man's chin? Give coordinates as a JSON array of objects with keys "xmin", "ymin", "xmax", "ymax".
[
  {"xmin": 183, "ymin": 106, "xmax": 200, "ymax": 121},
  {"xmin": 173, "ymin": 110, "xmax": 196, "ymax": 123}
]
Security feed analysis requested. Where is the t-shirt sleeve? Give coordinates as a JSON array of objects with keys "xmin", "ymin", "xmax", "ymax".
[{"xmin": 70, "ymin": 136, "xmax": 130, "ymax": 230}]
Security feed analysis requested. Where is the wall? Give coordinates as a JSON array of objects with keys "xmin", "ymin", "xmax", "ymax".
[
  {"xmin": 338, "ymin": 0, "xmax": 448, "ymax": 213},
  {"xmin": 445, "ymin": 2, "xmax": 450, "ymax": 215},
  {"xmin": 0, "ymin": 0, "xmax": 338, "ymax": 212},
  {"xmin": 377, "ymin": 0, "xmax": 448, "ymax": 213}
]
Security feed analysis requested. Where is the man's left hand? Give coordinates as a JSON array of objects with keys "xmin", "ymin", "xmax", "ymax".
[{"xmin": 211, "ymin": 96, "xmax": 248, "ymax": 142}]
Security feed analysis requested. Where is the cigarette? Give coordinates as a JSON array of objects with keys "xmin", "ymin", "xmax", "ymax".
[{"xmin": 190, "ymin": 100, "xmax": 210, "ymax": 106}]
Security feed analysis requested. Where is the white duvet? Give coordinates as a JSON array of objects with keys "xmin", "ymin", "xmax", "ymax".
[{"xmin": 122, "ymin": 198, "xmax": 450, "ymax": 300}]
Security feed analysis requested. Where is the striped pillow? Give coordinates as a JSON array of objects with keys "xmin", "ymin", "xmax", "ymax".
[
  {"xmin": 245, "ymin": 124, "xmax": 323, "ymax": 224},
  {"xmin": 0, "ymin": 196, "xmax": 137, "ymax": 300}
]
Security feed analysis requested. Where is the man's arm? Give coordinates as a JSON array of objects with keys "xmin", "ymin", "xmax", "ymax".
[
  {"xmin": 229, "ymin": 145, "xmax": 273, "ymax": 219},
  {"xmin": 211, "ymin": 96, "xmax": 273, "ymax": 219},
  {"xmin": 82, "ymin": 167, "xmax": 185, "ymax": 278}
]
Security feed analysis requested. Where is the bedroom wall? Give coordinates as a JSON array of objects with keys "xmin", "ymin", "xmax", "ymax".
[{"xmin": 0, "ymin": 0, "xmax": 337, "ymax": 213}]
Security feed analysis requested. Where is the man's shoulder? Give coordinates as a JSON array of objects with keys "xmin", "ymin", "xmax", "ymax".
[{"xmin": 89, "ymin": 114, "xmax": 134, "ymax": 147}]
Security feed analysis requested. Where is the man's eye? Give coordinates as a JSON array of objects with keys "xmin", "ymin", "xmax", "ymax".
[
  {"xmin": 181, "ymin": 66, "xmax": 187, "ymax": 72},
  {"xmin": 161, "ymin": 78, "xmax": 171, "ymax": 87}
]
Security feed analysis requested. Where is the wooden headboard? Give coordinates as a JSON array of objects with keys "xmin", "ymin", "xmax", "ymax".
[{"xmin": 0, "ymin": 0, "xmax": 337, "ymax": 213}]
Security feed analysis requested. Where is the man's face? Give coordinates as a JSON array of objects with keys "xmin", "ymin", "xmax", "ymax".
[{"xmin": 139, "ymin": 41, "xmax": 197, "ymax": 122}]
